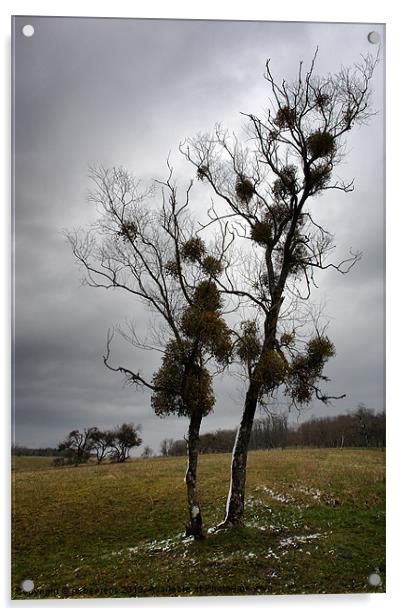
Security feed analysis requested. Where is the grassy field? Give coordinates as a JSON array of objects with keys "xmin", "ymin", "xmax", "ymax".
[{"xmin": 11, "ymin": 448, "xmax": 385, "ymax": 599}]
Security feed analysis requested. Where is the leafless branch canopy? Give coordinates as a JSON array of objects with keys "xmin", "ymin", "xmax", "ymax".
[
  {"xmin": 67, "ymin": 162, "xmax": 233, "ymax": 394},
  {"xmin": 179, "ymin": 51, "xmax": 379, "ymax": 407}
]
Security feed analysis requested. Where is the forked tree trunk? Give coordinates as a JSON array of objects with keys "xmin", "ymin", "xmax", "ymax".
[
  {"xmin": 219, "ymin": 384, "xmax": 259, "ymax": 528},
  {"xmin": 185, "ymin": 411, "xmax": 204, "ymax": 539}
]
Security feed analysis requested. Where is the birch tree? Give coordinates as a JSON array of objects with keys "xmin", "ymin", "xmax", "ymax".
[
  {"xmin": 182, "ymin": 51, "xmax": 378, "ymax": 527},
  {"xmin": 68, "ymin": 165, "xmax": 231, "ymax": 538}
]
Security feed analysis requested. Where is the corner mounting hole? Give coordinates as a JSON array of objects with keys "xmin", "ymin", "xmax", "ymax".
[
  {"xmin": 21, "ymin": 579, "xmax": 34, "ymax": 592},
  {"xmin": 22, "ymin": 24, "xmax": 35, "ymax": 38},
  {"xmin": 367, "ymin": 31, "xmax": 380, "ymax": 45},
  {"xmin": 368, "ymin": 573, "xmax": 381, "ymax": 586}
]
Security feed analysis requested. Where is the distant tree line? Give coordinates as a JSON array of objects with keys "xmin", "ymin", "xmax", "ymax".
[
  {"xmin": 289, "ymin": 407, "xmax": 386, "ymax": 449},
  {"xmin": 12, "ymin": 406, "xmax": 384, "ymax": 465},
  {"xmin": 54, "ymin": 423, "xmax": 142, "ymax": 467},
  {"xmin": 11, "ymin": 445, "xmax": 61, "ymax": 457},
  {"xmin": 160, "ymin": 406, "xmax": 385, "ymax": 456}
]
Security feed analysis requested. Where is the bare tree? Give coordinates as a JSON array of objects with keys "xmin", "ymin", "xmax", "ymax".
[
  {"xmin": 68, "ymin": 165, "xmax": 231, "ymax": 538},
  {"xmin": 182, "ymin": 51, "xmax": 378, "ymax": 527}
]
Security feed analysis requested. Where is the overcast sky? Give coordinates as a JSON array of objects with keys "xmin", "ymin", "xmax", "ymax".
[{"xmin": 12, "ymin": 17, "xmax": 385, "ymax": 452}]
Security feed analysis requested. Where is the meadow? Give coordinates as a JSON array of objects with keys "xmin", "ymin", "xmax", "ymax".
[{"xmin": 11, "ymin": 448, "xmax": 385, "ymax": 599}]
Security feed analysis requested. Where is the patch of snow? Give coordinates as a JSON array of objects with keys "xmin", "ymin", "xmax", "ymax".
[
  {"xmin": 125, "ymin": 533, "xmax": 185, "ymax": 557},
  {"xmin": 295, "ymin": 533, "xmax": 323, "ymax": 542},
  {"xmin": 279, "ymin": 537, "xmax": 297, "ymax": 548},
  {"xmin": 295, "ymin": 486, "xmax": 338, "ymax": 506},
  {"xmin": 279, "ymin": 532, "xmax": 324, "ymax": 549},
  {"xmin": 256, "ymin": 486, "xmax": 295, "ymax": 504},
  {"xmin": 265, "ymin": 547, "xmax": 280, "ymax": 561}
]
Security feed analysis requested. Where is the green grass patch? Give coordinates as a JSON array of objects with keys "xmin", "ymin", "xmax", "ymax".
[{"xmin": 11, "ymin": 448, "xmax": 385, "ymax": 598}]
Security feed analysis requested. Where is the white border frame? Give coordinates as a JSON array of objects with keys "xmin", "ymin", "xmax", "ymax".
[{"xmin": 2, "ymin": 2, "xmax": 400, "ymax": 614}]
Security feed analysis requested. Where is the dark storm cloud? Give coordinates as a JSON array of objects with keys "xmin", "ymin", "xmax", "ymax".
[{"xmin": 13, "ymin": 17, "xmax": 385, "ymax": 450}]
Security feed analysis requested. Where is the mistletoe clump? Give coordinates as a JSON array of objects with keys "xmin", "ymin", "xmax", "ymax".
[
  {"xmin": 274, "ymin": 232, "xmax": 307, "ymax": 277},
  {"xmin": 118, "ymin": 221, "xmax": 137, "ymax": 242},
  {"xmin": 235, "ymin": 177, "xmax": 255, "ymax": 204},
  {"xmin": 181, "ymin": 280, "xmax": 231, "ymax": 364},
  {"xmin": 272, "ymin": 165, "xmax": 298, "ymax": 200},
  {"xmin": 180, "ymin": 309, "xmax": 230, "ymax": 361},
  {"xmin": 274, "ymin": 105, "xmax": 297, "ymax": 129},
  {"xmin": 201, "ymin": 255, "xmax": 224, "ymax": 277},
  {"xmin": 254, "ymin": 349, "xmax": 289, "ymax": 395},
  {"xmin": 315, "ymin": 92, "xmax": 330, "ymax": 109},
  {"xmin": 236, "ymin": 321, "xmax": 262, "ymax": 366},
  {"xmin": 307, "ymin": 130, "xmax": 336, "ymax": 160},
  {"xmin": 285, "ymin": 335, "xmax": 335, "ymax": 405},
  {"xmin": 270, "ymin": 201, "xmax": 292, "ymax": 225},
  {"xmin": 250, "ymin": 221, "xmax": 273, "ymax": 246},
  {"xmin": 289, "ymin": 239, "xmax": 308, "ymax": 274},
  {"xmin": 197, "ymin": 165, "xmax": 209, "ymax": 181},
  {"xmin": 164, "ymin": 259, "xmax": 180, "ymax": 278},
  {"xmin": 192, "ymin": 280, "xmax": 222, "ymax": 312},
  {"xmin": 307, "ymin": 335, "xmax": 335, "ymax": 369},
  {"xmin": 280, "ymin": 331, "xmax": 295, "ymax": 347},
  {"xmin": 151, "ymin": 340, "xmax": 215, "ymax": 417},
  {"xmin": 308, "ymin": 163, "xmax": 332, "ymax": 194},
  {"xmin": 180, "ymin": 237, "xmax": 206, "ymax": 262}
]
